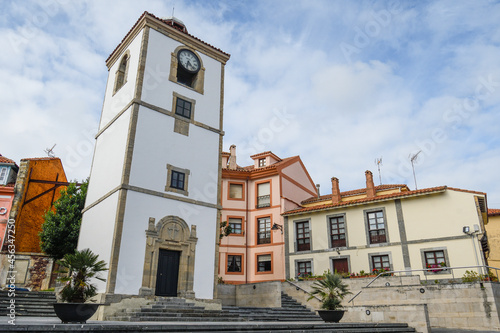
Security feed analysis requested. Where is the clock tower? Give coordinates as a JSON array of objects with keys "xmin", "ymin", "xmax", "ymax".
[{"xmin": 78, "ymin": 12, "xmax": 230, "ymax": 299}]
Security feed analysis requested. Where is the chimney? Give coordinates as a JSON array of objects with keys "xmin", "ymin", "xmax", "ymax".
[
  {"xmin": 228, "ymin": 145, "xmax": 237, "ymax": 170},
  {"xmin": 316, "ymin": 184, "xmax": 320, "ymax": 198},
  {"xmin": 365, "ymin": 170, "xmax": 375, "ymax": 198},
  {"xmin": 331, "ymin": 177, "xmax": 341, "ymax": 203}
]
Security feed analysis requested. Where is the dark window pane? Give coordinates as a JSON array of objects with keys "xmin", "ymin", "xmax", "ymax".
[
  {"xmin": 330, "ymin": 216, "xmax": 346, "ymax": 247},
  {"xmin": 175, "ymin": 98, "xmax": 192, "ymax": 119}
]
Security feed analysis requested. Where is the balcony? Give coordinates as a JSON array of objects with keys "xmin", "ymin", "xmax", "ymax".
[{"xmin": 256, "ymin": 195, "xmax": 270, "ymax": 208}]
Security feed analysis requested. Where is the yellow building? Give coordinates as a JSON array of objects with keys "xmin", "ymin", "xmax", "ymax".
[
  {"xmin": 283, "ymin": 171, "xmax": 489, "ymax": 280},
  {"xmin": 486, "ymin": 209, "xmax": 500, "ymax": 268}
]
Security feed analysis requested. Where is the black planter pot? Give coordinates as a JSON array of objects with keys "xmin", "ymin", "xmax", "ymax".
[
  {"xmin": 317, "ymin": 310, "xmax": 345, "ymax": 323},
  {"xmin": 53, "ymin": 303, "xmax": 102, "ymax": 323}
]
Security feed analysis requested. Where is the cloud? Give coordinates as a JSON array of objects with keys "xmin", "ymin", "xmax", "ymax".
[{"xmin": 1, "ymin": 0, "xmax": 499, "ymax": 207}]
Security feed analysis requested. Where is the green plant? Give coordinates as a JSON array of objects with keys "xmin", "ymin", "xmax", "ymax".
[
  {"xmin": 40, "ymin": 180, "xmax": 88, "ymax": 259},
  {"xmin": 57, "ymin": 248, "xmax": 107, "ymax": 303},
  {"xmin": 461, "ymin": 270, "xmax": 480, "ymax": 283},
  {"xmin": 219, "ymin": 221, "xmax": 232, "ymax": 240},
  {"xmin": 307, "ymin": 272, "xmax": 351, "ymax": 310},
  {"xmin": 217, "ymin": 276, "xmax": 226, "ymax": 284}
]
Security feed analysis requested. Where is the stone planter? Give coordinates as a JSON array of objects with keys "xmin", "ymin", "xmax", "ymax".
[
  {"xmin": 53, "ymin": 303, "xmax": 102, "ymax": 323},
  {"xmin": 317, "ymin": 309, "xmax": 345, "ymax": 323}
]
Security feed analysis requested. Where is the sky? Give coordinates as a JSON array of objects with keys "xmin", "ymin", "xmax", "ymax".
[{"xmin": 2, "ymin": 0, "xmax": 500, "ymax": 208}]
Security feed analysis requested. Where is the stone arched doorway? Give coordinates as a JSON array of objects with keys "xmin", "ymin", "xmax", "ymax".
[{"xmin": 139, "ymin": 216, "xmax": 197, "ymax": 298}]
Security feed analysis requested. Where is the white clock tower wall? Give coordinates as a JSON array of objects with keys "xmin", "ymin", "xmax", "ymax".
[
  {"xmin": 78, "ymin": 12, "xmax": 229, "ymax": 300},
  {"xmin": 114, "ymin": 193, "xmax": 218, "ymax": 296},
  {"xmin": 141, "ymin": 29, "xmax": 222, "ymax": 129},
  {"xmin": 99, "ymin": 30, "xmax": 144, "ymax": 128}
]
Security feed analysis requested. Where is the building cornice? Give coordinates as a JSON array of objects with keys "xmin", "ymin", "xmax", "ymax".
[{"xmin": 106, "ymin": 12, "xmax": 230, "ymax": 69}]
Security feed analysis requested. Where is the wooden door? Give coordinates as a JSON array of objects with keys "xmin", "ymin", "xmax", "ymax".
[
  {"xmin": 155, "ymin": 249, "xmax": 180, "ymax": 296},
  {"xmin": 332, "ymin": 258, "xmax": 349, "ymax": 274}
]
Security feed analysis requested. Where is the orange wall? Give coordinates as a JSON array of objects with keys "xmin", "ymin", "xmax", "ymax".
[{"xmin": 14, "ymin": 159, "xmax": 67, "ymax": 253}]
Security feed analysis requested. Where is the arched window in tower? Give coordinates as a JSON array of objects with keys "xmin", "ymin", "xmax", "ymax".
[{"xmin": 113, "ymin": 52, "xmax": 129, "ymax": 93}]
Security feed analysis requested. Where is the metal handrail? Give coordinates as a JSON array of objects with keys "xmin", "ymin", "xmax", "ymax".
[
  {"xmin": 347, "ymin": 265, "xmax": 500, "ymax": 304},
  {"xmin": 284, "ymin": 279, "xmax": 321, "ymax": 301}
]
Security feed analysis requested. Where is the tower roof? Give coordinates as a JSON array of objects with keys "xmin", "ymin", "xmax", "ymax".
[{"xmin": 106, "ymin": 11, "xmax": 230, "ymax": 66}]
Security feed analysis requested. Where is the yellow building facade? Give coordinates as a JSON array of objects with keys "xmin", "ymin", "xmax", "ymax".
[
  {"xmin": 486, "ymin": 209, "xmax": 500, "ymax": 268},
  {"xmin": 284, "ymin": 171, "xmax": 489, "ymax": 280}
]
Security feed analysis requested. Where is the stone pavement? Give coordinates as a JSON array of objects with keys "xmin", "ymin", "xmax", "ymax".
[
  {"xmin": 0, "ymin": 316, "xmax": 418, "ymax": 332},
  {"xmin": 0, "ymin": 317, "xmax": 497, "ymax": 332}
]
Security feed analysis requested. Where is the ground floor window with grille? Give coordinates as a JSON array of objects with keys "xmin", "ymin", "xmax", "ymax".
[
  {"xmin": 257, "ymin": 254, "xmax": 271, "ymax": 272},
  {"xmin": 297, "ymin": 261, "xmax": 312, "ymax": 277},
  {"xmin": 371, "ymin": 255, "xmax": 390, "ymax": 272},
  {"xmin": 227, "ymin": 255, "xmax": 242, "ymax": 272}
]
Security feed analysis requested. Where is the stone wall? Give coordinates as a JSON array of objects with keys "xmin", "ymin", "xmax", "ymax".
[
  {"xmin": 217, "ymin": 281, "xmax": 281, "ymax": 308},
  {"xmin": 285, "ymin": 276, "xmax": 500, "ymax": 332},
  {"xmin": 0, "ymin": 253, "xmax": 54, "ymax": 290},
  {"xmin": 352, "ymin": 282, "xmax": 500, "ymax": 331},
  {"xmin": 344, "ymin": 304, "xmax": 430, "ymax": 333}
]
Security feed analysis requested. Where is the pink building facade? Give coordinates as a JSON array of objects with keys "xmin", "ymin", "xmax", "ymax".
[
  {"xmin": 0, "ymin": 155, "xmax": 18, "ymax": 249},
  {"xmin": 219, "ymin": 146, "xmax": 317, "ymax": 284}
]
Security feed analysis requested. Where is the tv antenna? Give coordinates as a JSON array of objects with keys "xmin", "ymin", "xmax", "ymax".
[
  {"xmin": 374, "ymin": 157, "xmax": 383, "ymax": 185},
  {"xmin": 409, "ymin": 150, "xmax": 422, "ymax": 190},
  {"xmin": 44, "ymin": 144, "xmax": 56, "ymax": 157}
]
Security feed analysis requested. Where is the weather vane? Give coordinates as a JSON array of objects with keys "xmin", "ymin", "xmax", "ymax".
[{"xmin": 44, "ymin": 144, "xmax": 56, "ymax": 157}]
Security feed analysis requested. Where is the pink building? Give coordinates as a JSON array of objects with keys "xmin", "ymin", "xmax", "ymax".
[
  {"xmin": 0, "ymin": 154, "xmax": 18, "ymax": 249},
  {"xmin": 219, "ymin": 146, "xmax": 317, "ymax": 284}
]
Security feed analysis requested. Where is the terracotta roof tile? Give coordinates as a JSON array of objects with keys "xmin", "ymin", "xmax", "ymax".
[
  {"xmin": 284, "ymin": 186, "xmax": 450, "ymax": 216},
  {"xmin": 0, "ymin": 154, "xmax": 16, "ymax": 164},
  {"xmin": 106, "ymin": 11, "xmax": 230, "ymax": 63},
  {"xmin": 302, "ymin": 184, "xmax": 410, "ymax": 204},
  {"xmin": 489, "ymin": 209, "xmax": 500, "ymax": 216},
  {"xmin": 249, "ymin": 151, "xmax": 282, "ymax": 161},
  {"xmin": 223, "ymin": 156, "xmax": 297, "ymax": 173}
]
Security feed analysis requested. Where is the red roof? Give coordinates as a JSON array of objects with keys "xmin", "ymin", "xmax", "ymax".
[
  {"xmin": 223, "ymin": 156, "xmax": 297, "ymax": 173},
  {"xmin": 283, "ymin": 186, "xmax": 480, "ymax": 216},
  {"xmin": 302, "ymin": 184, "xmax": 410, "ymax": 204},
  {"xmin": 489, "ymin": 209, "xmax": 500, "ymax": 216},
  {"xmin": 106, "ymin": 11, "xmax": 230, "ymax": 63},
  {"xmin": 0, "ymin": 154, "xmax": 16, "ymax": 164}
]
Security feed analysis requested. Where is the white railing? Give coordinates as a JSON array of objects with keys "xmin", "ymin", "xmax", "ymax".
[{"xmin": 348, "ymin": 265, "xmax": 500, "ymax": 304}]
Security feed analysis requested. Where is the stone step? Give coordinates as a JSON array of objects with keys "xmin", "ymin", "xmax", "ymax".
[
  {"xmin": 108, "ymin": 315, "xmax": 247, "ymax": 322},
  {"xmin": 0, "ymin": 290, "xmax": 57, "ymax": 317}
]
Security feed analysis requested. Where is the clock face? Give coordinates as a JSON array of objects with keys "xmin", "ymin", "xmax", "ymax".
[{"xmin": 178, "ymin": 49, "xmax": 200, "ymax": 74}]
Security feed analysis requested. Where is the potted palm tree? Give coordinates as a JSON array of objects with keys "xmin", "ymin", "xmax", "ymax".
[
  {"xmin": 308, "ymin": 272, "xmax": 351, "ymax": 323},
  {"xmin": 53, "ymin": 248, "xmax": 108, "ymax": 323}
]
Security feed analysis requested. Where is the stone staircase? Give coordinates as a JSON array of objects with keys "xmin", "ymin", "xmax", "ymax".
[
  {"xmin": 220, "ymin": 292, "xmax": 321, "ymax": 321},
  {"xmin": 108, "ymin": 297, "xmax": 245, "ymax": 322},
  {"xmin": 106, "ymin": 292, "xmax": 415, "ymax": 332},
  {"xmin": 0, "ymin": 290, "xmax": 56, "ymax": 317}
]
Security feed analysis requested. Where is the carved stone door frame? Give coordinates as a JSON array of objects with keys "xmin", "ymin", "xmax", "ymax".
[{"xmin": 140, "ymin": 216, "xmax": 197, "ymax": 298}]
